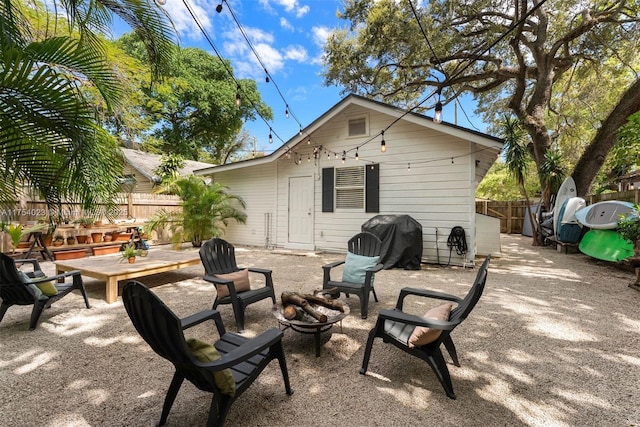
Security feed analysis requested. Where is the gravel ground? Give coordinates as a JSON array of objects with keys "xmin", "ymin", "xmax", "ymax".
[{"xmin": 0, "ymin": 234, "xmax": 639, "ymax": 427}]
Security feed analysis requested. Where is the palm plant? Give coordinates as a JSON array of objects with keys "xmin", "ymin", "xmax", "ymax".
[
  {"xmin": 501, "ymin": 116, "xmax": 543, "ymax": 245},
  {"xmin": 147, "ymin": 176, "xmax": 247, "ymax": 248},
  {"xmin": 0, "ymin": 0, "xmax": 175, "ymax": 219}
]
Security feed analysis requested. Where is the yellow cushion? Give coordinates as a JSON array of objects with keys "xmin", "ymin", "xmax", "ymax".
[
  {"xmin": 408, "ymin": 304, "xmax": 453, "ymax": 348},
  {"xmin": 186, "ymin": 338, "xmax": 236, "ymax": 396},
  {"xmin": 35, "ymin": 281, "xmax": 58, "ymax": 296},
  {"xmin": 213, "ymin": 269, "xmax": 250, "ymax": 299}
]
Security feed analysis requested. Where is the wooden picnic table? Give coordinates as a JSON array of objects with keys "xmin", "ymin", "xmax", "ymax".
[{"xmin": 55, "ymin": 248, "xmax": 202, "ymax": 303}]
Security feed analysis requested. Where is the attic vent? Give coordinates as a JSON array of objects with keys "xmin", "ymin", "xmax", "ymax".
[
  {"xmin": 336, "ymin": 166, "xmax": 365, "ymax": 209},
  {"xmin": 348, "ymin": 117, "xmax": 367, "ymax": 136}
]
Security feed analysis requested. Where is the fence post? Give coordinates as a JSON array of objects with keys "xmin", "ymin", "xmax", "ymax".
[
  {"xmin": 507, "ymin": 201, "xmax": 512, "ymax": 234},
  {"xmin": 127, "ymin": 193, "xmax": 133, "ymax": 218}
]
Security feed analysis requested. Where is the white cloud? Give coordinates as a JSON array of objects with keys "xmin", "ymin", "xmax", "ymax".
[
  {"xmin": 283, "ymin": 45, "xmax": 308, "ymax": 62},
  {"xmin": 280, "ymin": 17, "xmax": 294, "ymax": 31},
  {"xmin": 312, "ymin": 26, "xmax": 331, "ymax": 48},
  {"xmin": 160, "ymin": 0, "xmax": 213, "ymax": 41},
  {"xmin": 260, "ymin": 0, "xmax": 310, "ymax": 18}
]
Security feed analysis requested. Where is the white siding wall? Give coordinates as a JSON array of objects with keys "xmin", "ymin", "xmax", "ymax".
[
  {"xmin": 211, "ymin": 164, "xmax": 277, "ymax": 248},
  {"xmin": 209, "ymin": 103, "xmax": 490, "ymax": 266},
  {"xmin": 290, "ymin": 104, "xmax": 477, "ymax": 266}
]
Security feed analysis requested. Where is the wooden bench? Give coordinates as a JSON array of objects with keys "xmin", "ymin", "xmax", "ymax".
[{"xmin": 546, "ymin": 236, "xmax": 579, "ymax": 254}]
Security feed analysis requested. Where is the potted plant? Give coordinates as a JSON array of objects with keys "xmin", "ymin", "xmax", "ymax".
[
  {"xmin": 147, "ymin": 176, "xmax": 247, "ymax": 248},
  {"xmin": 120, "ymin": 243, "xmax": 142, "ymax": 263},
  {"xmin": 617, "ymin": 204, "xmax": 640, "ymax": 286},
  {"xmin": 66, "ymin": 235, "xmax": 76, "ymax": 245},
  {"xmin": 75, "ymin": 217, "xmax": 95, "ymax": 228},
  {"xmin": 53, "ymin": 235, "xmax": 65, "ymax": 246}
]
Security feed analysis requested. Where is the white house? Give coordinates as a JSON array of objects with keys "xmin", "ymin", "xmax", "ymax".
[{"xmin": 195, "ymin": 95, "xmax": 503, "ymax": 266}]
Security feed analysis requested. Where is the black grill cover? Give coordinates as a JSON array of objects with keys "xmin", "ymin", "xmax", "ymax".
[{"xmin": 361, "ymin": 215, "xmax": 423, "ymax": 270}]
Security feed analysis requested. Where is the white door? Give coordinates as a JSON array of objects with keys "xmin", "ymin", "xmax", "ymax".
[{"xmin": 288, "ymin": 176, "xmax": 313, "ymax": 246}]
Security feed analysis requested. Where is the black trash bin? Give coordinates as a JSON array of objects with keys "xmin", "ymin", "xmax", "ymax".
[{"xmin": 361, "ymin": 215, "xmax": 423, "ymax": 270}]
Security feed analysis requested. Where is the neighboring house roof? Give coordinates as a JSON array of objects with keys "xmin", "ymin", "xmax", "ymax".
[
  {"xmin": 121, "ymin": 148, "xmax": 216, "ymax": 183},
  {"xmin": 194, "ymin": 93, "xmax": 504, "ymax": 175}
]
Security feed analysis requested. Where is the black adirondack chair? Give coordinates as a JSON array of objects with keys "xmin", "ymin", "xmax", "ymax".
[
  {"xmin": 199, "ymin": 238, "xmax": 276, "ymax": 332},
  {"xmin": 322, "ymin": 232, "xmax": 384, "ymax": 319},
  {"xmin": 0, "ymin": 253, "xmax": 90, "ymax": 330},
  {"xmin": 122, "ymin": 281, "xmax": 293, "ymax": 427},
  {"xmin": 360, "ymin": 255, "xmax": 491, "ymax": 399}
]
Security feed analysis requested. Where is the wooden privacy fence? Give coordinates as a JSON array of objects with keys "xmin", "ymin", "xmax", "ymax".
[{"xmin": 476, "ymin": 189, "xmax": 640, "ymax": 234}]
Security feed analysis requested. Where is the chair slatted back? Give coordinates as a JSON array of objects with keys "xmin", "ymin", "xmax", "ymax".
[
  {"xmin": 122, "ymin": 281, "xmax": 217, "ymax": 391},
  {"xmin": 0, "ymin": 253, "xmax": 35, "ymax": 304},
  {"xmin": 348, "ymin": 232, "xmax": 382, "ymax": 257},
  {"xmin": 449, "ymin": 256, "xmax": 490, "ymax": 323},
  {"xmin": 200, "ymin": 238, "xmax": 239, "ymax": 275},
  {"xmin": 123, "ymin": 281, "xmax": 217, "ymax": 391}
]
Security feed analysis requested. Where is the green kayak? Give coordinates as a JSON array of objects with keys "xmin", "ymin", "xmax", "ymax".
[{"xmin": 578, "ymin": 229, "xmax": 634, "ymax": 262}]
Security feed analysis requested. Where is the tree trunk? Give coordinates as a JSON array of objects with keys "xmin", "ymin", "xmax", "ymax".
[{"xmin": 573, "ymin": 78, "xmax": 640, "ymax": 196}]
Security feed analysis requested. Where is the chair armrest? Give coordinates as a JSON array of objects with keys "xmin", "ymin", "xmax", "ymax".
[
  {"xmin": 396, "ymin": 287, "xmax": 462, "ymax": 310},
  {"xmin": 378, "ymin": 309, "xmax": 458, "ymax": 331},
  {"xmin": 322, "ymin": 260, "xmax": 345, "ymax": 270},
  {"xmin": 246, "ymin": 267, "xmax": 272, "ymax": 276},
  {"xmin": 181, "ymin": 309, "xmax": 225, "ymax": 336},
  {"xmin": 30, "ymin": 269, "xmax": 82, "ymax": 284},
  {"xmin": 203, "ymin": 274, "xmax": 231, "ymax": 285},
  {"xmin": 204, "ymin": 328, "xmax": 283, "ymax": 370}
]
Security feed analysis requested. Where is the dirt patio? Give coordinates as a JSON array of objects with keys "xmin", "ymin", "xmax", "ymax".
[{"xmin": 0, "ymin": 234, "xmax": 638, "ymax": 426}]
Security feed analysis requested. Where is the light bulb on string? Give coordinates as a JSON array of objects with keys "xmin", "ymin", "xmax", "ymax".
[
  {"xmin": 285, "ymin": 106, "xmax": 289, "ymax": 118},
  {"xmin": 299, "ymin": 126, "xmax": 302, "ymax": 136},
  {"xmin": 380, "ymin": 130, "xmax": 386, "ymax": 152},
  {"xmin": 268, "ymin": 129, "xmax": 273, "ymax": 144},
  {"xmin": 407, "ymin": 162, "xmax": 411, "ymax": 171},
  {"xmin": 341, "ymin": 151, "xmax": 346, "ymax": 163},
  {"xmin": 434, "ymin": 88, "xmax": 443, "ymax": 124},
  {"xmin": 215, "ymin": 2, "xmax": 223, "ymax": 13},
  {"xmin": 355, "ymin": 148, "xmax": 359, "ymax": 161},
  {"xmin": 235, "ymin": 84, "xmax": 241, "ymax": 108},
  {"xmin": 434, "ymin": 101, "xmax": 443, "ymax": 124},
  {"xmin": 155, "ymin": 0, "xmax": 166, "ymax": 5},
  {"xmin": 307, "ymin": 137, "xmax": 311, "ymax": 145}
]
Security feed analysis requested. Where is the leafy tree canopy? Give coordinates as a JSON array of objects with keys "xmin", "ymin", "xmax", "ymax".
[
  {"xmin": 323, "ymin": 0, "xmax": 640, "ymax": 204},
  {"xmin": 0, "ymin": 0, "xmax": 175, "ymax": 218},
  {"xmin": 117, "ymin": 33, "xmax": 272, "ymax": 163}
]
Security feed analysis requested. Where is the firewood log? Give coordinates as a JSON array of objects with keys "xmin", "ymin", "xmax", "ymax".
[
  {"xmin": 302, "ymin": 294, "xmax": 345, "ymax": 312},
  {"xmin": 282, "ymin": 304, "xmax": 305, "ymax": 320},
  {"xmin": 281, "ymin": 291, "xmax": 327, "ymax": 322}
]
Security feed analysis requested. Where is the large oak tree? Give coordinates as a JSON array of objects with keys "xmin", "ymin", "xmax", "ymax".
[{"xmin": 323, "ymin": 0, "xmax": 640, "ymax": 204}]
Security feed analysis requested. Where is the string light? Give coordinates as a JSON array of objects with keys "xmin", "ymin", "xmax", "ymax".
[
  {"xmin": 307, "ymin": 137, "xmax": 311, "ymax": 145},
  {"xmin": 156, "ymin": 0, "xmax": 166, "ymax": 5},
  {"xmin": 407, "ymin": 162, "xmax": 411, "ymax": 171},
  {"xmin": 285, "ymin": 106, "xmax": 289, "ymax": 118},
  {"xmin": 235, "ymin": 84, "xmax": 241, "ymax": 108},
  {"xmin": 215, "ymin": 2, "xmax": 223, "ymax": 13},
  {"xmin": 355, "ymin": 148, "xmax": 359, "ymax": 161},
  {"xmin": 380, "ymin": 130, "xmax": 386, "ymax": 152},
  {"xmin": 341, "ymin": 151, "xmax": 346, "ymax": 163},
  {"xmin": 268, "ymin": 129, "xmax": 273, "ymax": 144},
  {"xmin": 434, "ymin": 101, "xmax": 443, "ymax": 123}
]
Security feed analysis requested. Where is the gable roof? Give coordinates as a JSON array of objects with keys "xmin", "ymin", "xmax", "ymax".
[
  {"xmin": 122, "ymin": 148, "xmax": 216, "ymax": 183},
  {"xmin": 194, "ymin": 93, "xmax": 504, "ymax": 175}
]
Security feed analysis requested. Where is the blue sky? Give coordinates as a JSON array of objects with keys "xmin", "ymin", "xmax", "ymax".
[{"xmin": 148, "ymin": 0, "xmax": 483, "ymax": 153}]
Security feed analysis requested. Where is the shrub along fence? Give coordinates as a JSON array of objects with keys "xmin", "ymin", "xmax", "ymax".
[{"xmin": 476, "ymin": 189, "xmax": 640, "ymax": 234}]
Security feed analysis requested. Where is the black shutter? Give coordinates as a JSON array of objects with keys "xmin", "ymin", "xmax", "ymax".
[
  {"xmin": 322, "ymin": 167, "xmax": 334, "ymax": 212},
  {"xmin": 366, "ymin": 163, "xmax": 379, "ymax": 213}
]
